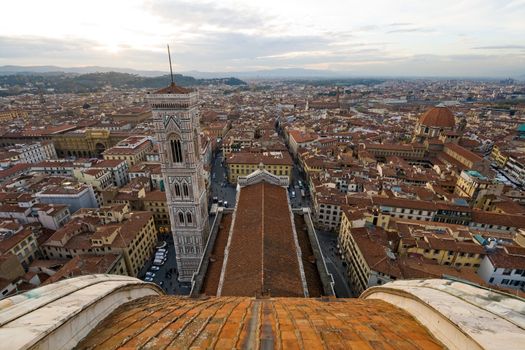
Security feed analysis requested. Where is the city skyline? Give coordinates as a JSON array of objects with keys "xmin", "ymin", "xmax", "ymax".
[{"xmin": 1, "ymin": 0, "xmax": 525, "ymax": 77}]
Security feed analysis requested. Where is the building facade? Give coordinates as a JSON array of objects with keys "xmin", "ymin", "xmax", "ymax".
[{"xmin": 147, "ymin": 83, "xmax": 209, "ymax": 281}]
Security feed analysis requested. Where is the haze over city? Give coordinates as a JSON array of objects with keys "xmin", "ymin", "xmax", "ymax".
[{"xmin": 1, "ymin": 0, "xmax": 525, "ymax": 77}]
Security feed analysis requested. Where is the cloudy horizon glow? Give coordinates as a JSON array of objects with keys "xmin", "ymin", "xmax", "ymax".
[{"xmin": 1, "ymin": 0, "xmax": 525, "ymax": 76}]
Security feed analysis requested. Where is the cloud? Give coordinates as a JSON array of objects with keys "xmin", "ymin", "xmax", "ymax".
[
  {"xmin": 387, "ymin": 27, "xmax": 434, "ymax": 34},
  {"xmin": 0, "ymin": 35, "xmax": 166, "ymax": 69},
  {"xmin": 145, "ymin": 0, "xmax": 269, "ymax": 31},
  {"xmin": 472, "ymin": 45, "xmax": 525, "ymax": 50},
  {"xmin": 388, "ymin": 22, "xmax": 414, "ymax": 27}
]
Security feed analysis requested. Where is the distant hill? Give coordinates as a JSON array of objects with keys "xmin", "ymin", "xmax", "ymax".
[
  {"xmin": 0, "ymin": 71, "xmax": 247, "ymax": 95},
  {"xmin": 0, "ymin": 65, "xmax": 166, "ymax": 77}
]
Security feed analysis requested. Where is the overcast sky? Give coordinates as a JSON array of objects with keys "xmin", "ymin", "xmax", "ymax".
[{"xmin": 1, "ymin": 0, "xmax": 524, "ymax": 76}]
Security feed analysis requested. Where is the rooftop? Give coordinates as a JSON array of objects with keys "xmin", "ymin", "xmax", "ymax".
[
  {"xmin": 218, "ymin": 181, "xmax": 306, "ymax": 297},
  {"xmin": 153, "ymin": 82, "xmax": 193, "ymax": 95},
  {"xmin": 419, "ymin": 106, "xmax": 455, "ymax": 128}
]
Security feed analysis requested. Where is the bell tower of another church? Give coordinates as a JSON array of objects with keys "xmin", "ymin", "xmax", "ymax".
[{"xmin": 146, "ymin": 78, "xmax": 209, "ymax": 282}]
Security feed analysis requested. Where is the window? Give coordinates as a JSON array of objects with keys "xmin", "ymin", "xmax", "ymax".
[
  {"xmin": 186, "ymin": 213, "xmax": 192, "ymax": 224},
  {"xmin": 178, "ymin": 212, "xmax": 185, "ymax": 224},
  {"xmin": 501, "ymin": 279, "xmax": 509, "ymax": 285},
  {"xmin": 175, "ymin": 183, "xmax": 181, "ymax": 196},
  {"xmin": 183, "ymin": 183, "xmax": 189, "ymax": 197},
  {"xmin": 170, "ymin": 139, "xmax": 183, "ymax": 163},
  {"xmin": 502, "ymin": 268, "xmax": 512, "ymax": 276}
]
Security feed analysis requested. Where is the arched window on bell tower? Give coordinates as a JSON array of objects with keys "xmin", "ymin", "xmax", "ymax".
[
  {"xmin": 183, "ymin": 183, "xmax": 189, "ymax": 197},
  {"xmin": 186, "ymin": 212, "xmax": 192, "ymax": 224},
  {"xmin": 178, "ymin": 212, "xmax": 185, "ymax": 225},
  {"xmin": 170, "ymin": 138, "xmax": 183, "ymax": 163},
  {"xmin": 174, "ymin": 183, "xmax": 181, "ymax": 196}
]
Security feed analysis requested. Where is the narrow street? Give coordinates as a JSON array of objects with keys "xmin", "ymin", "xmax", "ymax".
[
  {"xmin": 209, "ymin": 150, "xmax": 237, "ymax": 207},
  {"xmin": 316, "ymin": 229, "xmax": 354, "ymax": 297}
]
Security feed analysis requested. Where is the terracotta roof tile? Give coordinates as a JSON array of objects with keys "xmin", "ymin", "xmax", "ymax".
[{"xmin": 77, "ymin": 296, "xmax": 444, "ymax": 350}]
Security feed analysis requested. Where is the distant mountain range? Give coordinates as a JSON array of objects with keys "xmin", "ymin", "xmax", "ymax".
[
  {"xmin": 0, "ymin": 65, "xmax": 523, "ymax": 81},
  {"xmin": 0, "ymin": 65, "xmax": 166, "ymax": 77}
]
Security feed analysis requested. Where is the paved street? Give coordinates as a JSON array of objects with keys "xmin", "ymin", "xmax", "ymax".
[
  {"xmin": 138, "ymin": 234, "xmax": 191, "ymax": 295},
  {"xmin": 289, "ymin": 161, "xmax": 311, "ymax": 209},
  {"xmin": 316, "ymin": 230, "xmax": 354, "ymax": 297},
  {"xmin": 209, "ymin": 150, "xmax": 237, "ymax": 207}
]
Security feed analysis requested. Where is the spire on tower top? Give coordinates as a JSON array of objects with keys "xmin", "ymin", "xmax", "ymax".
[{"xmin": 167, "ymin": 44, "xmax": 174, "ymax": 86}]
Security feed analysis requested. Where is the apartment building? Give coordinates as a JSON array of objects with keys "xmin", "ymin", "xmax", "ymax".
[
  {"xmin": 226, "ymin": 151, "xmax": 293, "ymax": 183},
  {"xmin": 103, "ymin": 136, "xmax": 153, "ymax": 167},
  {"xmin": 41, "ymin": 206, "xmax": 157, "ymax": 277}
]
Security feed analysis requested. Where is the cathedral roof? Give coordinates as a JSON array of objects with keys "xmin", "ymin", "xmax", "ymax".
[{"xmin": 419, "ymin": 106, "xmax": 455, "ymax": 128}]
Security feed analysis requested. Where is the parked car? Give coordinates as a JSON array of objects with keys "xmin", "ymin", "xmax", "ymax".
[
  {"xmin": 150, "ymin": 266, "xmax": 160, "ymax": 271},
  {"xmin": 146, "ymin": 272, "xmax": 155, "ymax": 277},
  {"xmin": 212, "ymin": 196, "xmax": 218, "ymax": 203},
  {"xmin": 153, "ymin": 259, "xmax": 164, "ymax": 266},
  {"xmin": 144, "ymin": 277, "xmax": 154, "ymax": 282},
  {"xmin": 218, "ymin": 200, "xmax": 223, "ymax": 206},
  {"xmin": 224, "ymin": 201, "xmax": 228, "ymax": 208}
]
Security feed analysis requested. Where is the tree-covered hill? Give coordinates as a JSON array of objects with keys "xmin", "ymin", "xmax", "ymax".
[{"xmin": 0, "ymin": 72, "xmax": 246, "ymax": 95}]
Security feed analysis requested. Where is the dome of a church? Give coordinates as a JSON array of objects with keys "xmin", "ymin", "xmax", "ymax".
[
  {"xmin": 1, "ymin": 275, "xmax": 523, "ymax": 350},
  {"xmin": 419, "ymin": 106, "xmax": 455, "ymax": 128}
]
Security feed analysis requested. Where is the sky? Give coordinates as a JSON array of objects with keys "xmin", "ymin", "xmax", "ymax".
[{"xmin": 1, "ymin": 0, "xmax": 525, "ymax": 77}]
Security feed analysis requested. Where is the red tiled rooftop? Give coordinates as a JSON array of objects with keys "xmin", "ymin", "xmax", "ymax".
[
  {"xmin": 419, "ymin": 106, "xmax": 455, "ymax": 128},
  {"xmin": 220, "ymin": 182, "xmax": 305, "ymax": 297},
  {"xmin": 154, "ymin": 83, "xmax": 193, "ymax": 94}
]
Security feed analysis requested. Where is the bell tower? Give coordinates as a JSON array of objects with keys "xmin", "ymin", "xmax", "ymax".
[{"xmin": 146, "ymin": 47, "xmax": 208, "ymax": 281}]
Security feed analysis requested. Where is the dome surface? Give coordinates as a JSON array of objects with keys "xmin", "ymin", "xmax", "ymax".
[{"xmin": 419, "ymin": 107, "xmax": 455, "ymax": 128}]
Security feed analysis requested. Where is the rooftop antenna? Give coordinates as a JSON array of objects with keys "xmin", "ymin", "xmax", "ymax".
[{"xmin": 167, "ymin": 44, "xmax": 174, "ymax": 85}]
